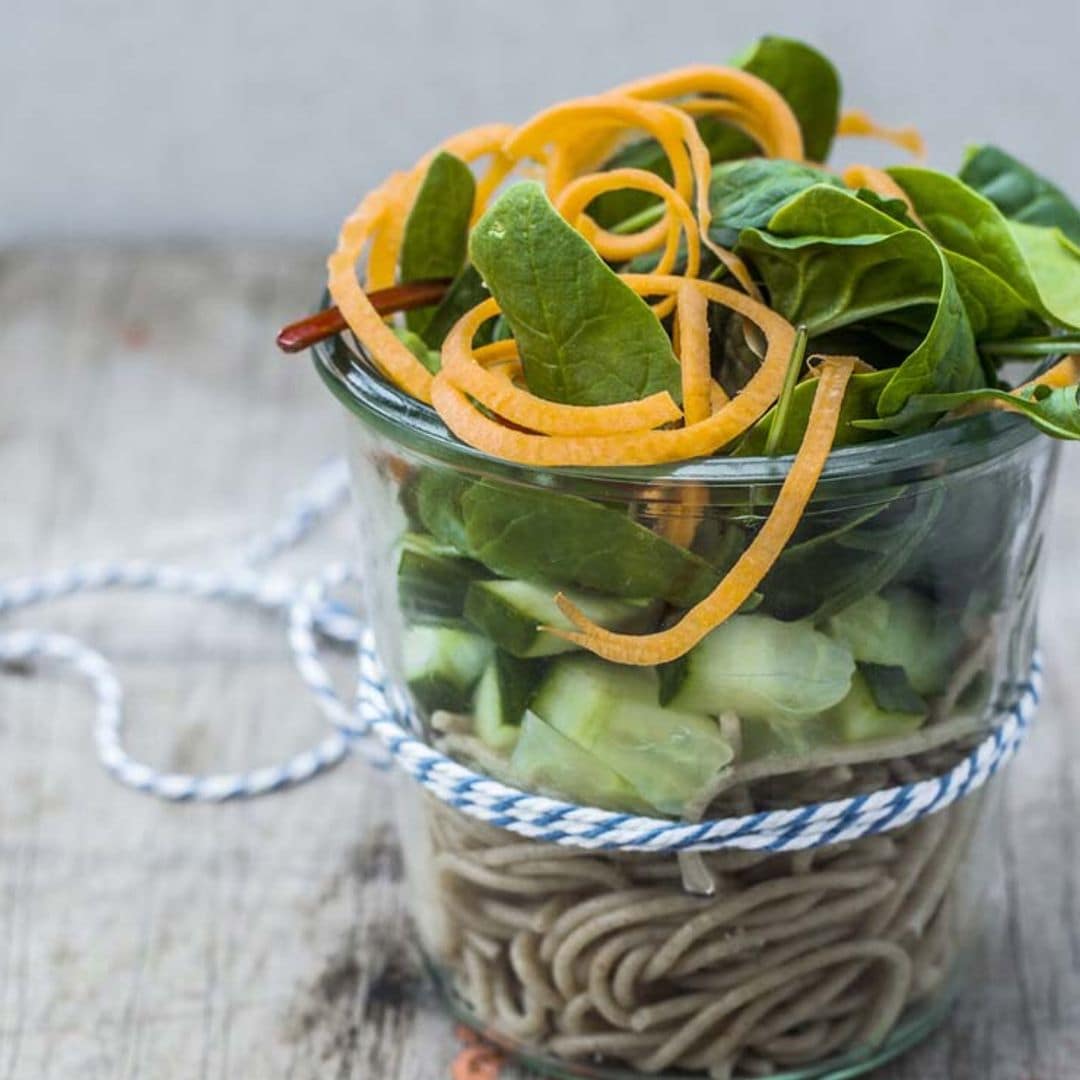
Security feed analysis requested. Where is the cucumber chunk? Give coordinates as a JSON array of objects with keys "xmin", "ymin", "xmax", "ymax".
[
  {"xmin": 825, "ymin": 589, "xmax": 958, "ymax": 695},
  {"xmin": 531, "ymin": 657, "xmax": 733, "ymax": 815},
  {"xmin": 659, "ymin": 614, "xmax": 855, "ymax": 720},
  {"xmin": 402, "ymin": 626, "xmax": 493, "ymax": 713},
  {"xmin": 397, "ymin": 533, "xmax": 484, "ymax": 625},
  {"xmin": 510, "ymin": 712, "xmax": 651, "ymax": 814},
  {"xmin": 473, "ymin": 652, "xmax": 545, "ymax": 751},
  {"xmin": 824, "ymin": 666, "xmax": 927, "ymax": 743},
  {"xmin": 464, "ymin": 579, "xmax": 658, "ymax": 658}
]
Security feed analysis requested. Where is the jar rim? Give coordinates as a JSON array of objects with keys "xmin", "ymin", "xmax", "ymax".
[{"xmin": 312, "ymin": 319, "xmax": 1043, "ymax": 488}]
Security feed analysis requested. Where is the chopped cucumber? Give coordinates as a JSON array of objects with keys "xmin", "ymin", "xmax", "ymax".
[
  {"xmin": 658, "ymin": 614, "xmax": 854, "ymax": 720},
  {"xmin": 531, "ymin": 657, "xmax": 733, "ymax": 816},
  {"xmin": 396, "ymin": 533, "xmax": 484, "ymax": 625},
  {"xmin": 825, "ymin": 589, "xmax": 958, "ymax": 695},
  {"xmin": 402, "ymin": 626, "xmax": 493, "ymax": 713},
  {"xmin": 463, "ymin": 579, "xmax": 658, "ymax": 658},
  {"xmin": 510, "ymin": 712, "xmax": 651, "ymax": 814},
  {"xmin": 473, "ymin": 652, "xmax": 545, "ymax": 751},
  {"xmin": 824, "ymin": 666, "xmax": 927, "ymax": 743}
]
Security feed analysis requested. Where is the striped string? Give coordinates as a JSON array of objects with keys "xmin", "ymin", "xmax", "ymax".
[{"xmin": 0, "ymin": 458, "xmax": 1041, "ymax": 848}]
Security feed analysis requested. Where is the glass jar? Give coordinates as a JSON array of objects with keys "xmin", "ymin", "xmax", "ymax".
[{"xmin": 314, "ymin": 328, "xmax": 1058, "ymax": 1078}]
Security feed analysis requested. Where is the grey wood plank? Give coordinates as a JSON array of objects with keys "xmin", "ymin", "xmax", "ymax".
[{"xmin": 1, "ymin": 247, "xmax": 1078, "ymax": 1079}]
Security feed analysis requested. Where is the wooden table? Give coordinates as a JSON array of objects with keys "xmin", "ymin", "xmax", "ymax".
[{"xmin": 2, "ymin": 248, "xmax": 1078, "ymax": 1079}]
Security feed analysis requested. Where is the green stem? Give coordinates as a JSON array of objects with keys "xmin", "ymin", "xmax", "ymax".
[
  {"xmin": 609, "ymin": 201, "xmax": 667, "ymax": 236},
  {"xmin": 764, "ymin": 326, "xmax": 809, "ymax": 456},
  {"xmin": 982, "ymin": 335, "xmax": 1080, "ymax": 358}
]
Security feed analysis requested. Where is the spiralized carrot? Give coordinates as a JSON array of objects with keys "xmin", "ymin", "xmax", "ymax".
[
  {"xmin": 432, "ymin": 275, "xmax": 796, "ymax": 466},
  {"xmin": 546, "ymin": 357, "xmax": 857, "ymax": 664},
  {"xmin": 512, "ymin": 97, "xmax": 695, "ymax": 271},
  {"xmin": 614, "ymin": 65, "xmax": 805, "ymax": 161},
  {"xmin": 327, "ymin": 186, "xmax": 435, "ymax": 403},
  {"xmin": 555, "ymin": 168, "xmax": 700, "ymax": 318},
  {"xmin": 837, "ymin": 109, "xmax": 927, "ymax": 161},
  {"xmin": 1019, "ymin": 354, "xmax": 1079, "ymax": 392},
  {"xmin": 842, "ymin": 164, "xmax": 925, "ymax": 228},
  {"xmin": 676, "ymin": 282, "xmax": 712, "ymax": 425},
  {"xmin": 556, "ymin": 168, "xmax": 700, "ymax": 272},
  {"xmin": 440, "ymin": 298, "xmax": 683, "ymax": 436},
  {"xmin": 365, "ymin": 171, "xmax": 412, "ymax": 291}
]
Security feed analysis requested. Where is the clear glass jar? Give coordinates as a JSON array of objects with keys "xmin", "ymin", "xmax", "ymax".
[{"xmin": 314, "ymin": 328, "xmax": 1058, "ymax": 1078}]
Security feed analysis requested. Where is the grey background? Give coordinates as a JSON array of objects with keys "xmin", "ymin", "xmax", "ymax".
[{"xmin": 4, "ymin": 0, "xmax": 1079, "ymax": 245}]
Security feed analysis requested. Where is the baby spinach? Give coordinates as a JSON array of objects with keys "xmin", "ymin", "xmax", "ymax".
[
  {"xmin": 737, "ymin": 186, "xmax": 982, "ymax": 419},
  {"xmin": 726, "ymin": 35, "xmax": 842, "ymax": 163},
  {"xmin": 415, "ymin": 472, "xmax": 723, "ymax": 607},
  {"xmin": 590, "ymin": 37, "xmax": 842, "ymax": 228},
  {"xmin": 469, "ymin": 181, "xmax": 681, "ymax": 406},
  {"xmin": 960, "ymin": 145, "xmax": 1080, "ymax": 246},
  {"xmin": 400, "ymin": 151, "xmax": 475, "ymax": 335},
  {"xmin": 1009, "ymin": 222, "xmax": 1080, "ymax": 329},
  {"xmin": 760, "ymin": 486, "xmax": 943, "ymax": 620},
  {"xmin": 707, "ymin": 159, "xmax": 844, "ymax": 247},
  {"xmin": 888, "ymin": 166, "xmax": 1079, "ymax": 333},
  {"xmin": 856, "ymin": 381, "xmax": 1080, "ymax": 440},
  {"xmin": 420, "ymin": 263, "xmax": 491, "ymax": 349}
]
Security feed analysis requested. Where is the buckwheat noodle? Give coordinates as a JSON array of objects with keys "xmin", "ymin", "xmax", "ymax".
[
  {"xmin": 415, "ymin": 653, "xmax": 997, "ymax": 1077},
  {"xmin": 418, "ymin": 787, "xmax": 980, "ymax": 1077}
]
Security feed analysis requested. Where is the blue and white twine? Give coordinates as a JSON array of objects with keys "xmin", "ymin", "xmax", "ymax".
[{"xmin": 0, "ymin": 459, "xmax": 1043, "ymax": 850}]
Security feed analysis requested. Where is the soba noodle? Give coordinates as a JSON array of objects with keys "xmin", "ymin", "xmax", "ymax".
[
  {"xmin": 416, "ymin": 789, "xmax": 981, "ymax": 1077},
  {"xmin": 409, "ymin": 648, "xmax": 1000, "ymax": 1076}
]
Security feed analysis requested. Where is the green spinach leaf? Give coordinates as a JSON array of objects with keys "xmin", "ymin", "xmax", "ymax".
[
  {"xmin": 855, "ymin": 381, "xmax": 1080, "ymax": 440},
  {"xmin": 416, "ymin": 472, "xmax": 723, "ymax": 606},
  {"xmin": 888, "ymin": 166, "xmax": 1078, "ymax": 333},
  {"xmin": 469, "ymin": 181, "xmax": 681, "ymax": 406},
  {"xmin": 400, "ymin": 151, "xmax": 475, "ymax": 335},
  {"xmin": 1009, "ymin": 222, "xmax": 1080, "ymax": 328},
  {"xmin": 737, "ymin": 186, "xmax": 982, "ymax": 418},
  {"xmin": 959, "ymin": 145, "xmax": 1080, "ymax": 245},
  {"xmin": 759, "ymin": 486, "xmax": 944, "ymax": 620},
  {"xmin": 591, "ymin": 37, "xmax": 841, "ymax": 228},
  {"xmin": 420, "ymin": 263, "xmax": 491, "ymax": 349},
  {"xmin": 707, "ymin": 159, "xmax": 844, "ymax": 247}
]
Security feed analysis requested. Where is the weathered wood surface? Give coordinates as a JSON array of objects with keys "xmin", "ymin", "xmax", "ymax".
[{"xmin": 1, "ymin": 248, "xmax": 1078, "ymax": 1079}]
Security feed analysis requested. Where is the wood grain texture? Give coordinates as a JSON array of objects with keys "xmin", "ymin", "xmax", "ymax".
[{"xmin": 1, "ymin": 248, "xmax": 1078, "ymax": 1079}]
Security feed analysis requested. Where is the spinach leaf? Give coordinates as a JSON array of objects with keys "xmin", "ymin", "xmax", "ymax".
[
  {"xmin": 707, "ymin": 159, "xmax": 844, "ymax": 247},
  {"xmin": 727, "ymin": 35, "xmax": 842, "ymax": 163},
  {"xmin": 888, "ymin": 166, "xmax": 1077, "ymax": 333},
  {"xmin": 959, "ymin": 145, "xmax": 1080, "ymax": 245},
  {"xmin": 420, "ymin": 263, "xmax": 491, "ymax": 349},
  {"xmin": 591, "ymin": 37, "xmax": 841, "ymax": 228},
  {"xmin": 400, "ymin": 151, "xmax": 475, "ymax": 335},
  {"xmin": 737, "ymin": 186, "xmax": 982, "ymax": 418},
  {"xmin": 855, "ymin": 381, "xmax": 1080, "ymax": 440},
  {"xmin": 1009, "ymin": 222, "xmax": 1080, "ymax": 328},
  {"xmin": 469, "ymin": 181, "xmax": 681, "ymax": 406},
  {"xmin": 760, "ymin": 486, "xmax": 944, "ymax": 620},
  {"xmin": 737, "ymin": 369, "xmax": 894, "ymax": 455},
  {"xmin": 415, "ymin": 472, "xmax": 722, "ymax": 606}
]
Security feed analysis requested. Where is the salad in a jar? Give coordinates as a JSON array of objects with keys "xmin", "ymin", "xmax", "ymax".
[{"xmin": 289, "ymin": 33, "xmax": 1078, "ymax": 1079}]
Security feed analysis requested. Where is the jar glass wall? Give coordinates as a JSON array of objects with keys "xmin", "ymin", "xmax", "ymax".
[{"xmin": 316, "ymin": 331, "xmax": 1058, "ymax": 1077}]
